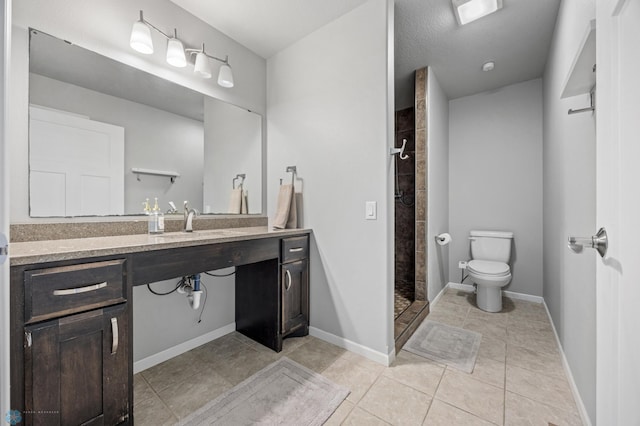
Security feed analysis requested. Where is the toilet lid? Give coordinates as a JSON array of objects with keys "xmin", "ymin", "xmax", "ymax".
[{"xmin": 467, "ymin": 260, "xmax": 510, "ymax": 275}]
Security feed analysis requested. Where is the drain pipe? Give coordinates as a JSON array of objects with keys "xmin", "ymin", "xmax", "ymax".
[{"xmin": 186, "ymin": 274, "xmax": 203, "ymax": 310}]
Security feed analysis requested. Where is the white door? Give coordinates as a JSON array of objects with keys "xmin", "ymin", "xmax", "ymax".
[
  {"xmin": 29, "ymin": 106, "xmax": 125, "ymax": 216},
  {"xmin": 595, "ymin": 0, "xmax": 640, "ymax": 423}
]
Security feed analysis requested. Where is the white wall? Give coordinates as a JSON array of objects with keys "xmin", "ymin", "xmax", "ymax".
[
  {"xmin": 426, "ymin": 68, "xmax": 449, "ymax": 301},
  {"xmin": 448, "ymin": 79, "xmax": 543, "ymax": 296},
  {"xmin": 30, "ymin": 74, "xmax": 204, "ymax": 216},
  {"xmin": 0, "ymin": 0, "xmax": 11, "ymax": 417},
  {"xmin": 203, "ymin": 97, "xmax": 262, "ymax": 214},
  {"xmin": 8, "ymin": 0, "xmax": 267, "ymax": 364},
  {"xmin": 543, "ymin": 0, "xmax": 596, "ymax": 421},
  {"xmin": 267, "ymin": 0, "xmax": 395, "ymax": 360}
]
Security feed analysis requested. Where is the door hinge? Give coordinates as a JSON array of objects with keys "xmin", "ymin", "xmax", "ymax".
[{"xmin": 25, "ymin": 331, "xmax": 32, "ymax": 348}]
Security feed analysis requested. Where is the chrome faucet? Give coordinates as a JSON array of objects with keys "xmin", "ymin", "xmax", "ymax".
[{"xmin": 183, "ymin": 201, "xmax": 198, "ymax": 232}]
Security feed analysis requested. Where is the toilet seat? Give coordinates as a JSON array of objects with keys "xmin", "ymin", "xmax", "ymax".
[{"xmin": 467, "ymin": 260, "xmax": 510, "ymax": 277}]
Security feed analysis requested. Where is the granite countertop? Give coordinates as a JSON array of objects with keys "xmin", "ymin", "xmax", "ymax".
[{"xmin": 10, "ymin": 226, "xmax": 311, "ymax": 266}]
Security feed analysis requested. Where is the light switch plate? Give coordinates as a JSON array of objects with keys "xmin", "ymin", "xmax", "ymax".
[{"xmin": 365, "ymin": 201, "xmax": 377, "ymax": 220}]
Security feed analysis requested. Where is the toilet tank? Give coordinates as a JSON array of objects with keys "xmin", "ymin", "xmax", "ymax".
[{"xmin": 470, "ymin": 230, "xmax": 513, "ymax": 263}]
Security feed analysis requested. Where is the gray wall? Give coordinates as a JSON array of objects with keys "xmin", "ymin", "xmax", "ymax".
[
  {"xmin": 426, "ymin": 68, "xmax": 450, "ymax": 300},
  {"xmin": 448, "ymin": 79, "xmax": 543, "ymax": 296},
  {"xmin": 267, "ymin": 0, "xmax": 395, "ymax": 360},
  {"xmin": 30, "ymin": 74, "xmax": 204, "ymax": 215},
  {"xmin": 543, "ymin": 0, "xmax": 596, "ymax": 421}
]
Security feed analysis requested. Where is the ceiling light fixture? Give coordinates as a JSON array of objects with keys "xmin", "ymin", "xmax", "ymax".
[
  {"xmin": 129, "ymin": 10, "xmax": 234, "ymax": 88},
  {"xmin": 482, "ymin": 61, "xmax": 495, "ymax": 71},
  {"xmin": 452, "ymin": 0, "xmax": 503, "ymax": 25}
]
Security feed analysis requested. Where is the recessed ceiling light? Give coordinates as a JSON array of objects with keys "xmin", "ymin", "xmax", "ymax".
[
  {"xmin": 482, "ymin": 61, "xmax": 495, "ymax": 72},
  {"xmin": 452, "ymin": 0, "xmax": 503, "ymax": 25}
]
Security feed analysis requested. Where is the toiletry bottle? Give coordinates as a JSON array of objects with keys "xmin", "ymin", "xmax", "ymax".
[
  {"xmin": 149, "ymin": 197, "xmax": 165, "ymax": 234},
  {"xmin": 142, "ymin": 198, "xmax": 151, "ymax": 215}
]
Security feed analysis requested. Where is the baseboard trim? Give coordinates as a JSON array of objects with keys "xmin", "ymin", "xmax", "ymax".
[
  {"xmin": 446, "ymin": 282, "xmax": 544, "ymax": 304},
  {"xmin": 309, "ymin": 326, "xmax": 394, "ymax": 366},
  {"xmin": 428, "ymin": 284, "xmax": 448, "ymax": 307},
  {"xmin": 543, "ymin": 302, "xmax": 592, "ymax": 426},
  {"xmin": 133, "ymin": 322, "xmax": 236, "ymax": 374}
]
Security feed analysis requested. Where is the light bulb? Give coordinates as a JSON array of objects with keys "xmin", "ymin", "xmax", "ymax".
[
  {"xmin": 166, "ymin": 31, "xmax": 186, "ymax": 68},
  {"xmin": 217, "ymin": 64, "xmax": 234, "ymax": 88},
  {"xmin": 194, "ymin": 52, "xmax": 212, "ymax": 78},
  {"xmin": 130, "ymin": 17, "xmax": 153, "ymax": 54}
]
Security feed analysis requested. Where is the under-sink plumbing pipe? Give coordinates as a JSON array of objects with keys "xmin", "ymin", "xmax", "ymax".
[
  {"xmin": 186, "ymin": 274, "xmax": 203, "ymax": 310},
  {"xmin": 177, "ymin": 274, "xmax": 204, "ymax": 310}
]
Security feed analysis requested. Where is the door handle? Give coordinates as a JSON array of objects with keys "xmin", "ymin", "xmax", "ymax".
[
  {"xmin": 111, "ymin": 317, "xmax": 119, "ymax": 355},
  {"xmin": 568, "ymin": 227, "xmax": 608, "ymax": 258},
  {"xmin": 0, "ymin": 233, "xmax": 7, "ymax": 265},
  {"xmin": 285, "ymin": 269, "xmax": 292, "ymax": 291}
]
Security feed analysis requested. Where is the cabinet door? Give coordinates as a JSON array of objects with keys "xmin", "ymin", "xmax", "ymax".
[
  {"xmin": 24, "ymin": 304, "xmax": 129, "ymax": 425},
  {"xmin": 281, "ymin": 259, "xmax": 309, "ymax": 335}
]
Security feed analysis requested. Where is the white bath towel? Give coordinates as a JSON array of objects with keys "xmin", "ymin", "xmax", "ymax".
[
  {"xmin": 228, "ymin": 188, "xmax": 242, "ymax": 214},
  {"xmin": 273, "ymin": 184, "xmax": 293, "ymax": 229}
]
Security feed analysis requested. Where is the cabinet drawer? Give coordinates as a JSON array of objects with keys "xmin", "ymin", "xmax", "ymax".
[
  {"xmin": 25, "ymin": 259, "xmax": 126, "ymax": 324},
  {"xmin": 281, "ymin": 236, "xmax": 309, "ymax": 263}
]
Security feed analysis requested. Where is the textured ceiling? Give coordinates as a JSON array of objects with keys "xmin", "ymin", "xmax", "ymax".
[
  {"xmin": 170, "ymin": 0, "xmax": 560, "ymax": 108},
  {"xmin": 394, "ymin": 0, "xmax": 561, "ymax": 107}
]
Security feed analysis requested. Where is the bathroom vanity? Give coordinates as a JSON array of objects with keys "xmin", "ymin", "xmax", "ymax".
[{"xmin": 9, "ymin": 226, "xmax": 310, "ymax": 425}]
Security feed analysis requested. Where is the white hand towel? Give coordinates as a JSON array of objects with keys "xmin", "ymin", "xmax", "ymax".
[
  {"xmin": 241, "ymin": 189, "xmax": 248, "ymax": 214},
  {"xmin": 228, "ymin": 188, "xmax": 242, "ymax": 214},
  {"xmin": 286, "ymin": 188, "xmax": 297, "ymax": 229},
  {"xmin": 273, "ymin": 184, "xmax": 293, "ymax": 229}
]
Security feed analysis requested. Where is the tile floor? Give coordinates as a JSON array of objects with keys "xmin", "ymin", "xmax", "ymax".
[{"xmin": 134, "ymin": 288, "xmax": 583, "ymax": 425}]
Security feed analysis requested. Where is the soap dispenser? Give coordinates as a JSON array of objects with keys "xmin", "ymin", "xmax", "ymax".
[{"xmin": 148, "ymin": 197, "xmax": 165, "ymax": 234}]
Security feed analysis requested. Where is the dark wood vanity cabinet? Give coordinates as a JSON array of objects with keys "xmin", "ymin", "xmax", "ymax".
[
  {"xmin": 235, "ymin": 235, "xmax": 310, "ymax": 352},
  {"xmin": 281, "ymin": 236, "xmax": 309, "ymax": 337},
  {"xmin": 13, "ymin": 259, "xmax": 132, "ymax": 425},
  {"xmin": 24, "ymin": 304, "xmax": 129, "ymax": 425}
]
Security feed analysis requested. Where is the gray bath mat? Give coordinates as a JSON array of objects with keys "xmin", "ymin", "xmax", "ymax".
[
  {"xmin": 178, "ymin": 357, "xmax": 349, "ymax": 425},
  {"xmin": 404, "ymin": 320, "xmax": 482, "ymax": 373}
]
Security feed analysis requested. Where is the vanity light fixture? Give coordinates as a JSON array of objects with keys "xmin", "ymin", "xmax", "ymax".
[
  {"xmin": 129, "ymin": 10, "xmax": 234, "ymax": 88},
  {"xmin": 452, "ymin": 0, "xmax": 503, "ymax": 25}
]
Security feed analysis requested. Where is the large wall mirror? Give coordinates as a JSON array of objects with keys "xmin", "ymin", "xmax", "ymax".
[{"xmin": 28, "ymin": 29, "xmax": 262, "ymax": 217}]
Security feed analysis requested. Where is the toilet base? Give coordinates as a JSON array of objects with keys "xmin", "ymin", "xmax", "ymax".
[{"xmin": 476, "ymin": 285, "xmax": 502, "ymax": 312}]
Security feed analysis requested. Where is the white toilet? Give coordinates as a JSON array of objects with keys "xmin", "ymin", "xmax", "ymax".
[{"xmin": 466, "ymin": 230, "xmax": 514, "ymax": 312}]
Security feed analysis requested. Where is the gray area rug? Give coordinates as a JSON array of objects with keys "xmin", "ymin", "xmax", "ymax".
[
  {"xmin": 178, "ymin": 357, "xmax": 349, "ymax": 425},
  {"xmin": 404, "ymin": 320, "xmax": 482, "ymax": 373}
]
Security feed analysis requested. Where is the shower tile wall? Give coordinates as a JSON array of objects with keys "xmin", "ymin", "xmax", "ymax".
[
  {"xmin": 395, "ymin": 106, "xmax": 415, "ymax": 315},
  {"xmin": 415, "ymin": 68, "xmax": 427, "ymax": 301}
]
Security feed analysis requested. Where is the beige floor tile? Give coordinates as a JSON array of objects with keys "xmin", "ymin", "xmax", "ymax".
[
  {"xmin": 467, "ymin": 308, "xmax": 509, "ymax": 326},
  {"xmin": 507, "ymin": 315, "xmax": 553, "ymax": 332},
  {"xmin": 506, "ymin": 365, "xmax": 577, "ymax": 412},
  {"xmin": 322, "ymin": 355, "xmax": 382, "ymax": 403},
  {"xmin": 133, "ymin": 374, "xmax": 156, "ymax": 405},
  {"xmin": 141, "ymin": 350, "xmax": 203, "ymax": 393},
  {"xmin": 470, "ymin": 356, "xmax": 505, "ymax": 389},
  {"xmin": 324, "ymin": 400, "xmax": 356, "ymax": 425},
  {"xmin": 383, "ymin": 350, "xmax": 445, "ymax": 396},
  {"xmin": 133, "ymin": 392, "xmax": 177, "ymax": 426},
  {"xmin": 358, "ymin": 376, "xmax": 431, "ymax": 426},
  {"xmin": 506, "ymin": 344, "xmax": 565, "ymax": 379},
  {"xmin": 343, "ymin": 407, "xmax": 391, "ymax": 425},
  {"xmin": 431, "ymin": 300, "xmax": 471, "ymax": 316},
  {"xmin": 505, "ymin": 391, "xmax": 582, "ymax": 426},
  {"xmin": 155, "ymin": 369, "xmax": 232, "ymax": 419},
  {"xmin": 286, "ymin": 336, "xmax": 346, "ymax": 373},
  {"xmin": 435, "ymin": 369, "xmax": 504, "ymax": 425},
  {"xmin": 427, "ymin": 310, "xmax": 467, "ymax": 328},
  {"xmin": 477, "ymin": 336, "xmax": 506, "ymax": 362},
  {"xmin": 508, "ymin": 304, "xmax": 549, "ymax": 323},
  {"xmin": 441, "ymin": 290, "xmax": 476, "ymax": 307},
  {"xmin": 191, "ymin": 333, "xmax": 251, "ymax": 363},
  {"xmin": 506, "ymin": 328, "xmax": 559, "ymax": 356},
  {"xmin": 464, "ymin": 320, "xmax": 508, "ymax": 341},
  {"xmin": 424, "ymin": 399, "xmax": 495, "ymax": 425},
  {"xmin": 339, "ymin": 350, "xmax": 387, "ymax": 374},
  {"xmin": 211, "ymin": 346, "xmax": 280, "ymax": 386}
]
